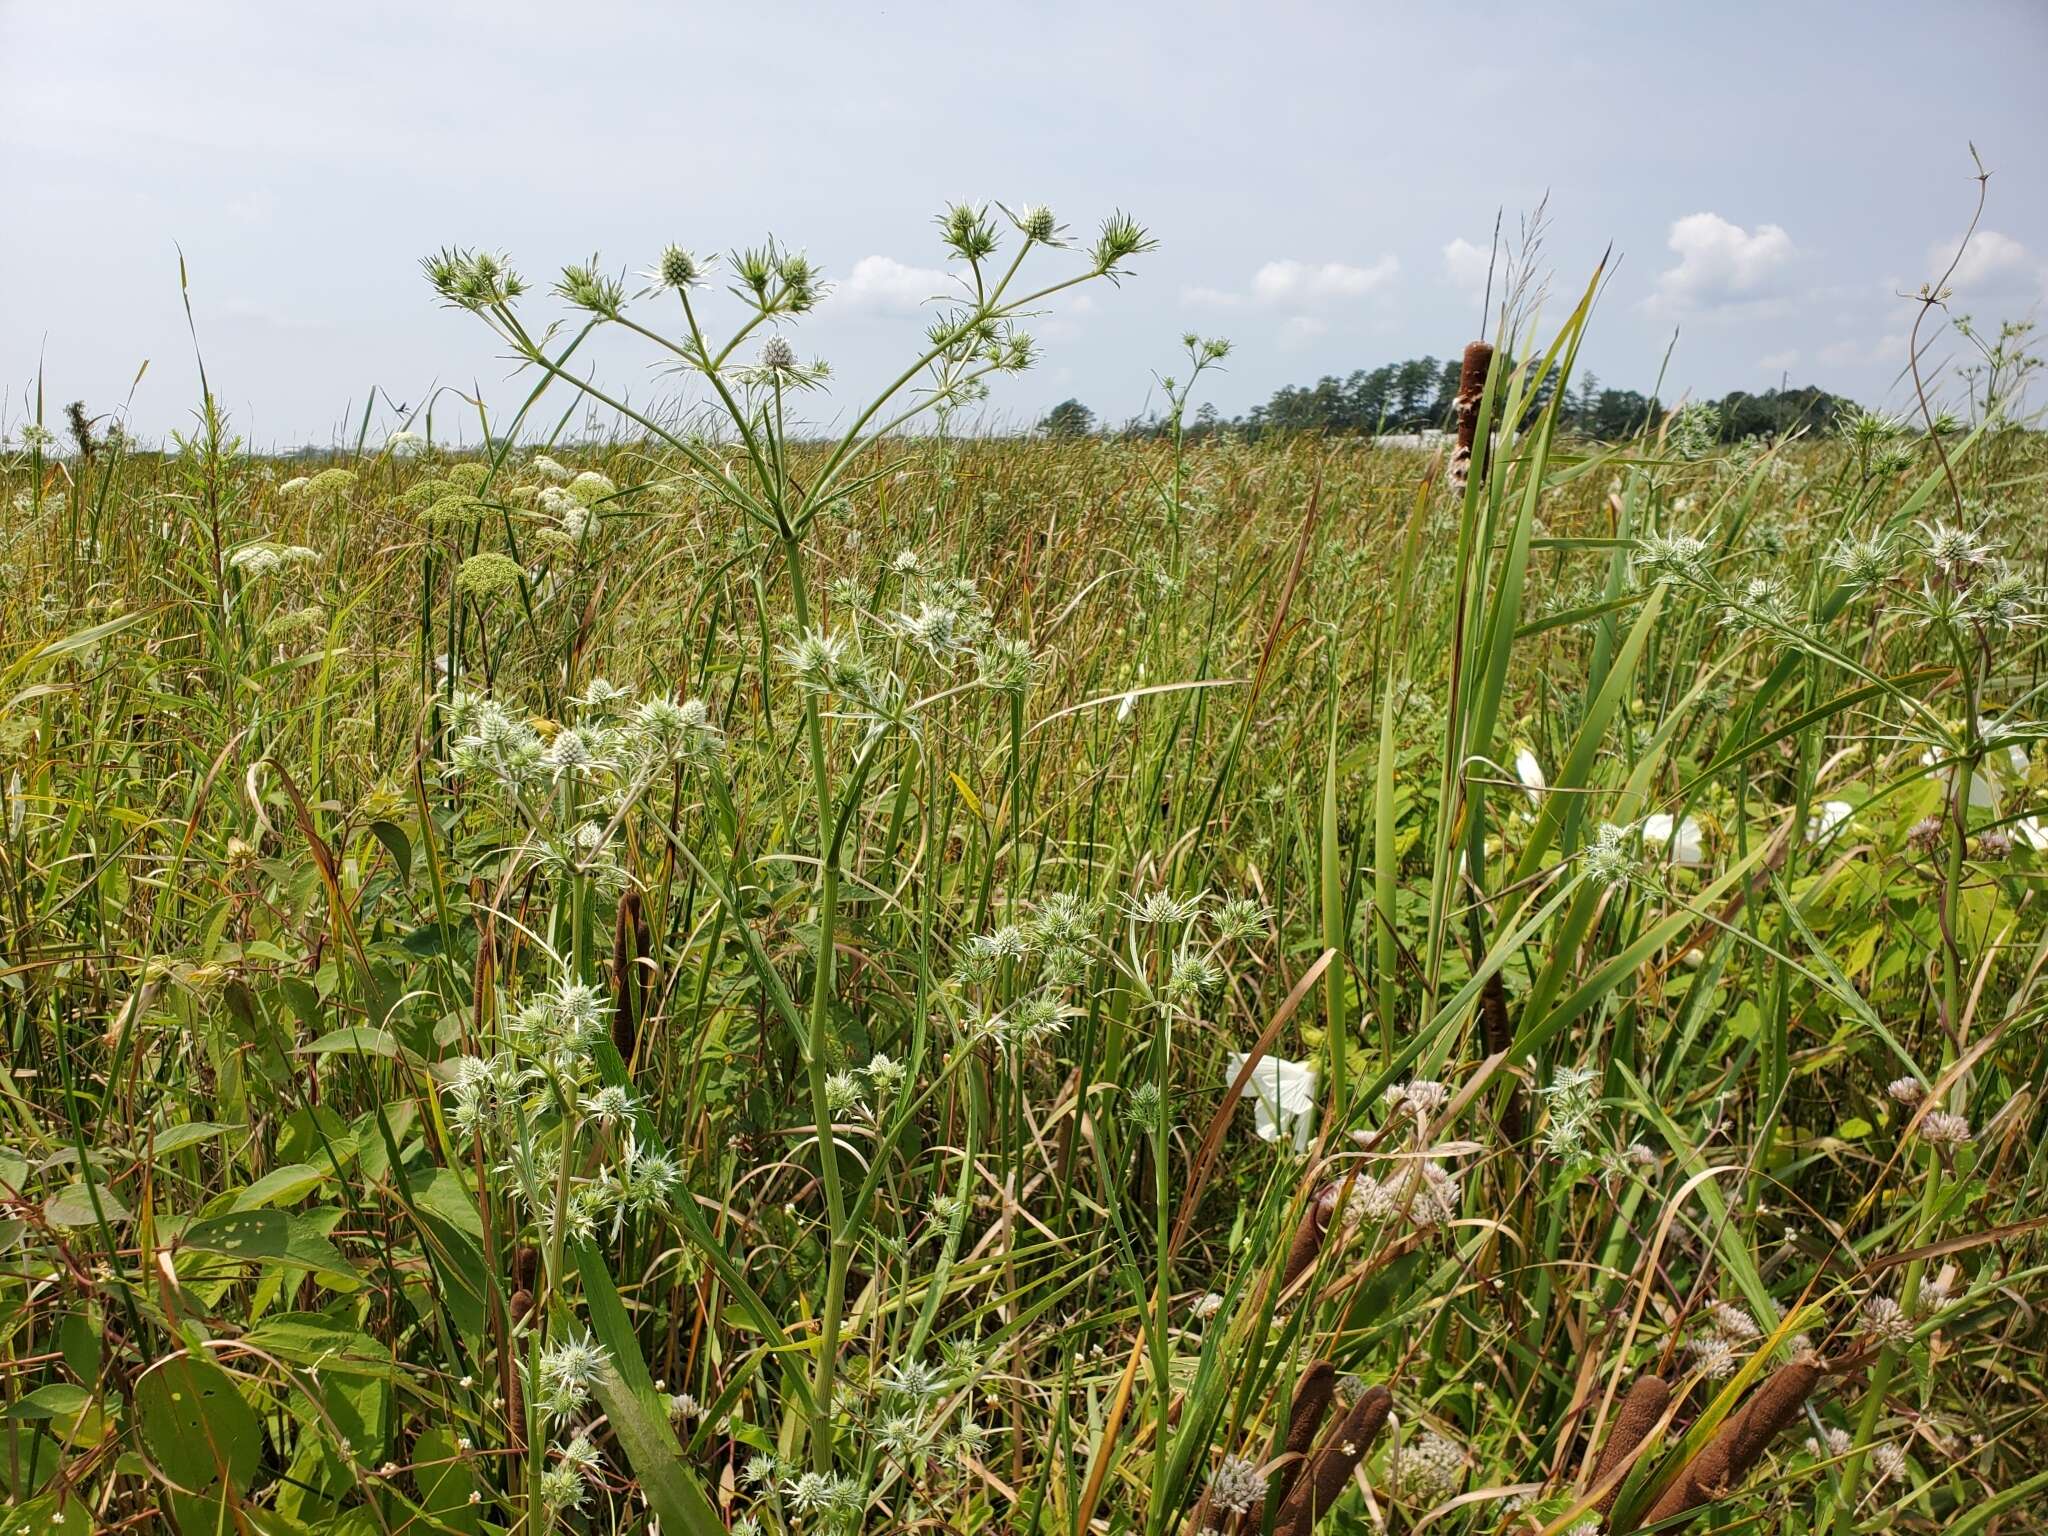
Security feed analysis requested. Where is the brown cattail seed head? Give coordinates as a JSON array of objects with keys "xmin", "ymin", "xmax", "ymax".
[
  {"xmin": 1592, "ymin": 1373, "xmax": 1671, "ymax": 1515},
  {"xmin": 1643, "ymin": 1354, "xmax": 1822, "ymax": 1527},
  {"xmin": 1275, "ymin": 1385, "xmax": 1391, "ymax": 1536}
]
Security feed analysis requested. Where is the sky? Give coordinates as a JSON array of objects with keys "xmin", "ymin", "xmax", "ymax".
[{"xmin": 4, "ymin": 0, "xmax": 2046, "ymax": 448}]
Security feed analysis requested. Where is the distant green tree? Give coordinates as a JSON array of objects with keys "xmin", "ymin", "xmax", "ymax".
[{"xmin": 1039, "ymin": 399, "xmax": 1096, "ymax": 438}]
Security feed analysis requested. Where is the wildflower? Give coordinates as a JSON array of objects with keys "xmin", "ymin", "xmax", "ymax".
[
  {"xmin": 1706, "ymin": 1301, "xmax": 1761, "ymax": 1342},
  {"xmin": 1385, "ymin": 1079, "xmax": 1451, "ymax": 1126},
  {"xmin": 1009, "ymin": 202, "xmax": 1063, "ymax": 245},
  {"xmin": 534, "ymin": 1333, "xmax": 609, "ymax": 1423},
  {"xmin": 1389, "ymin": 1430, "xmax": 1465, "ymax": 1501},
  {"xmin": 1582, "ymin": 822, "xmax": 1636, "ymax": 889},
  {"xmin": 1162, "ymin": 948, "xmax": 1224, "ymax": 1009},
  {"xmin": 1205, "ymin": 1456, "xmax": 1268, "ymax": 1515},
  {"xmin": 1906, "ymin": 815, "xmax": 1946, "ymax": 855},
  {"xmin": 780, "ymin": 627, "xmax": 863, "ymax": 693},
  {"xmin": 1861, "ymin": 1295, "xmax": 1913, "ymax": 1347},
  {"xmin": 1189, "ymin": 1291, "xmax": 1225, "ymax": 1321},
  {"xmin": 825, "ymin": 1071, "xmax": 866, "ymax": 1114},
  {"xmin": 1212, "ymin": 896, "xmax": 1270, "ymax": 944},
  {"xmin": 650, "ymin": 244, "xmax": 705, "ymax": 289},
  {"xmin": 1633, "ymin": 530, "xmax": 1713, "ymax": 586},
  {"xmin": 760, "ymin": 336, "xmax": 798, "ymax": 373},
  {"xmin": 1974, "ymin": 828, "xmax": 2014, "ymax": 861},
  {"xmin": 1123, "ymin": 1079, "xmax": 1165, "ymax": 1130},
  {"xmin": 1917, "ymin": 1110, "xmax": 1972, "ymax": 1147},
  {"xmin": 977, "ymin": 632, "xmax": 1040, "ymax": 694},
  {"xmin": 528, "ymin": 453, "xmax": 572, "ymax": 484},
  {"xmin": 455, "ymin": 551, "xmax": 524, "ymax": 601},
  {"xmin": 1805, "ymin": 1426, "xmax": 1853, "ymax": 1458},
  {"xmin": 741, "ymin": 1452, "xmax": 779, "ymax": 1487},
  {"xmin": 668, "ymin": 1392, "xmax": 700, "ymax": 1425},
  {"xmin": 1687, "ymin": 1333, "xmax": 1738, "ymax": 1380},
  {"xmin": 1872, "ymin": 1441, "xmax": 1908, "ymax": 1484},
  {"xmin": 1807, "ymin": 800, "xmax": 1854, "ymax": 843},
  {"xmin": 1124, "ymin": 888, "xmax": 1205, "ymax": 925},
  {"xmin": 1642, "ymin": 811, "xmax": 1706, "ymax": 865},
  {"xmin": 1227, "ymin": 1054, "xmax": 1316, "ymax": 1148},
  {"xmin": 567, "ymin": 469, "xmax": 616, "ymax": 504},
  {"xmin": 1918, "ymin": 520, "xmax": 1993, "ymax": 578},
  {"xmin": 582, "ymin": 1084, "xmax": 635, "ymax": 1126},
  {"xmin": 1824, "ymin": 530, "xmax": 1900, "ymax": 591}
]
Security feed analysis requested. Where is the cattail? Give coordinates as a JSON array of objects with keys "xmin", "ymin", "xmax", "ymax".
[
  {"xmin": 1269, "ymin": 1361, "xmax": 1339, "ymax": 1509},
  {"xmin": 1643, "ymin": 1354, "xmax": 1822, "ymax": 1528},
  {"xmin": 1449, "ymin": 341, "xmax": 1493, "ymax": 492},
  {"xmin": 1477, "ymin": 971, "xmax": 1523, "ymax": 1143},
  {"xmin": 1282, "ymin": 1182, "xmax": 1344, "ymax": 1288},
  {"xmin": 1591, "ymin": 1373, "xmax": 1670, "ymax": 1515},
  {"xmin": 1273, "ymin": 1384, "xmax": 1391, "ymax": 1536},
  {"xmin": 610, "ymin": 886, "xmax": 651, "ymax": 1062}
]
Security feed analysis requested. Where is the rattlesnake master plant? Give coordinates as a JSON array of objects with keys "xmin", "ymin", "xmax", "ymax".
[{"xmin": 424, "ymin": 201, "xmax": 1157, "ymax": 1477}]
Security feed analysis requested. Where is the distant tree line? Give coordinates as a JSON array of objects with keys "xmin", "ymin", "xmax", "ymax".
[{"xmin": 1042, "ymin": 357, "xmax": 1862, "ymax": 444}]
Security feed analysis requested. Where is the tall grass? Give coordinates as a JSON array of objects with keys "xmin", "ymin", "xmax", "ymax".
[{"xmin": 1, "ymin": 206, "xmax": 2045, "ymax": 1536}]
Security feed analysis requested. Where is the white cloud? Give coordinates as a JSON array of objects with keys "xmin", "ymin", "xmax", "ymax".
[
  {"xmin": 1758, "ymin": 348, "xmax": 1800, "ymax": 373},
  {"xmin": 1442, "ymin": 237, "xmax": 1492, "ymax": 300},
  {"xmin": 1252, "ymin": 256, "xmax": 1399, "ymax": 304},
  {"xmin": 1929, "ymin": 230, "xmax": 2041, "ymax": 294},
  {"xmin": 1651, "ymin": 213, "xmax": 1795, "ymax": 311},
  {"xmin": 838, "ymin": 254, "xmax": 956, "ymax": 312},
  {"xmin": 1183, "ymin": 255, "xmax": 1398, "ymax": 312},
  {"xmin": 1817, "ymin": 332, "xmax": 1907, "ymax": 370},
  {"xmin": 1279, "ymin": 315, "xmax": 1329, "ymax": 347}
]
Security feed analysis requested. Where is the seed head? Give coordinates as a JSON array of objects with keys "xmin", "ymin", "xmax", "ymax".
[
  {"xmin": 1917, "ymin": 1110, "xmax": 1972, "ymax": 1147},
  {"xmin": 1205, "ymin": 1456, "xmax": 1268, "ymax": 1515},
  {"xmin": 655, "ymin": 244, "xmax": 703, "ymax": 289},
  {"xmin": 1861, "ymin": 1294, "xmax": 1913, "ymax": 1347}
]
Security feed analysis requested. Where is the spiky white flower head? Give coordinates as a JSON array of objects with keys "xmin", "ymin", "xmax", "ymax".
[
  {"xmin": 651, "ymin": 244, "xmax": 704, "ymax": 289},
  {"xmin": 1871, "ymin": 1441, "xmax": 1908, "ymax": 1484},
  {"xmin": 1825, "ymin": 530, "xmax": 1900, "ymax": 591},
  {"xmin": 1206, "ymin": 1456, "xmax": 1268, "ymax": 1515},
  {"xmin": 582, "ymin": 1084, "xmax": 635, "ymax": 1126},
  {"xmin": 1918, "ymin": 520, "xmax": 1993, "ymax": 578},
  {"xmin": 760, "ymin": 335, "xmax": 797, "ymax": 372},
  {"xmin": 1633, "ymin": 530, "xmax": 1713, "ymax": 586},
  {"xmin": 1212, "ymin": 896, "xmax": 1270, "ymax": 944},
  {"xmin": 1861, "ymin": 1294, "xmax": 1913, "ymax": 1347},
  {"xmin": 864, "ymin": 1052, "xmax": 907, "ymax": 1095},
  {"xmin": 1163, "ymin": 948, "xmax": 1224, "ymax": 1009},
  {"xmin": 534, "ymin": 1333, "xmax": 610, "ymax": 1423},
  {"xmin": 1582, "ymin": 822, "xmax": 1636, "ymax": 889},
  {"xmin": 1124, "ymin": 888, "xmax": 1205, "ymax": 925},
  {"xmin": 1189, "ymin": 1291, "xmax": 1225, "ymax": 1321},
  {"xmin": 1917, "ymin": 1110, "xmax": 1972, "ymax": 1147},
  {"xmin": 825, "ymin": 1071, "xmax": 866, "ymax": 1115},
  {"xmin": 19, "ymin": 423, "xmax": 57, "ymax": 451}
]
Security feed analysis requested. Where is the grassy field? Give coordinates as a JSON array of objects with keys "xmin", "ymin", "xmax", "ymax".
[{"xmin": 3, "ymin": 225, "xmax": 2045, "ymax": 1536}]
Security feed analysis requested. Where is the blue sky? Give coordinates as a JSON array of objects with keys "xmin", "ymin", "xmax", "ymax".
[{"xmin": 4, "ymin": 0, "xmax": 2045, "ymax": 446}]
